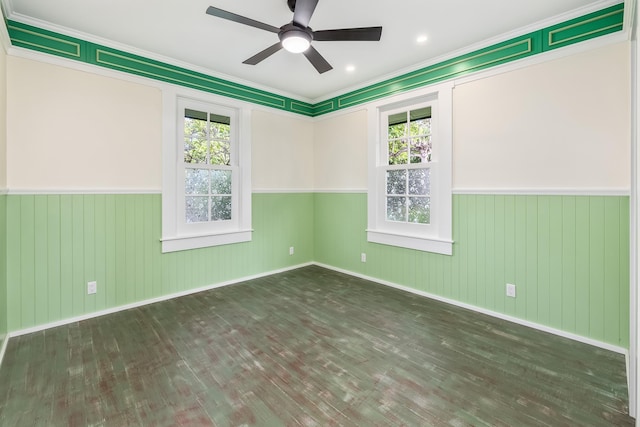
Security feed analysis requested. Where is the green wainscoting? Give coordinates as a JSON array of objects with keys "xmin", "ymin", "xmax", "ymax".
[
  {"xmin": 0, "ymin": 194, "xmax": 7, "ymax": 347},
  {"xmin": 314, "ymin": 193, "xmax": 630, "ymax": 348},
  {"xmin": 4, "ymin": 193, "xmax": 314, "ymax": 332},
  {"xmin": 2, "ymin": 191, "xmax": 631, "ymax": 348}
]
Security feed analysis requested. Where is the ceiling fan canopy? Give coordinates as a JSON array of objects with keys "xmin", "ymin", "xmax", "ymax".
[{"xmin": 205, "ymin": 0, "xmax": 383, "ymax": 74}]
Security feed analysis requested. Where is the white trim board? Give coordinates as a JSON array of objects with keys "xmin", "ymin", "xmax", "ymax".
[
  {"xmin": 1, "ymin": 188, "xmax": 631, "ymax": 196},
  {"xmin": 9, "ymin": 262, "xmax": 313, "ymax": 338},
  {"xmin": 252, "ymin": 188, "xmax": 316, "ymax": 194},
  {"xmin": 313, "ymin": 262, "xmax": 629, "ymax": 355},
  {"xmin": 452, "ymin": 188, "xmax": 631, "ymax": 196},
  {"xmin": 0, "ymin": 335, "xmax": 8, "ymax": 373},
  {"xmin": 6, "ymin": 188, "xmax": 162, "ymax": 195}
]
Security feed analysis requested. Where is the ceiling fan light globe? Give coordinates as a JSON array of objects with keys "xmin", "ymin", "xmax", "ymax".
[{"xmin": 282, "ymin": 34, "xmax": 311, "ymax": 53}]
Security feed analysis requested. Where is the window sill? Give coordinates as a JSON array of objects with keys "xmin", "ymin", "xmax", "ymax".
[
  {"xmin": 367, "ymin": 229, "xmax": 453, "ymax": 255},
  {"xmin": 161, "ymin": 229, "xmax": 253, "ymax": 253}
]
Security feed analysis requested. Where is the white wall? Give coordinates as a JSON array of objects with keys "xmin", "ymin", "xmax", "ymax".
[
  {"xmin": 5, "ymin": 41, "xmax": 631, "ymax": 194},
  {"xmin": 251, "ymin": 110, "xmax": 314, "ymax": 191},
  {"xmin": 5, "ymin": 56, "xmax": 318, "ymax": 193},
  {"xmin": 309, "ymin": 42, "xmax": 631, "ymax": 193},
  {"xmin": 6, "ymin": 56, "xmax": 163, "ymax": 191},
  {"xmin": 453, "ymin": 42, "xmax": 630, "ymax": 191},
  {"xmin": 313, "ymin": 109, "xmax": 368, "ymax": 191}
]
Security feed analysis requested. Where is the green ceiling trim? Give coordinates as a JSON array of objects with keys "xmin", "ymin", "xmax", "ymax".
[
  {"xmin": 316, "ymin": 2, "xmax": 623, "ymax": 115},
  {"xmin": 7, "ymin": 21, "xmax": 84, "ymax": 60},
  {"xmin": 313, "ymin": 100, "xmax": 335, "ymax": 116},
  {"xmin": 333, "ymin": 35, "xmax": 538, "ymax": 111},
  {"xmin": 290, "ymin": 100, "xmax": 314, "ymax": 115},
  {"xmin": 91, "ymin": 46, "xmax": 288, "ymax": 110},
  {"xmin": 5, "ymin": 2, "xmax": 623, "ymax": 117},
  {"xmin": 543, "ymin": 4, "xmax": 624, "ymax": 51}
]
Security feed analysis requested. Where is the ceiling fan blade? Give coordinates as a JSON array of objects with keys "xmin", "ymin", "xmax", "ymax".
[
  {"xmin": 243, "ymin": 42, "xmax": 283, "ymax": 65},
  {"xmin": 292, "ymin": 0, "xmax": 319, "ymax": 28},
  {"xmin": 313, "ymin": 27, "xmax": 383, "ymax": 41},
  {"xmin": 303, "ymin": 46, "xmax": 332, "ymax": 74},
  {"xmin": 206, "ymin": 6, "xmax": 280, "ymax": 33}
]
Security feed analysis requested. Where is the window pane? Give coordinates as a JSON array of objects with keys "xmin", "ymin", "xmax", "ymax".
[
  {"xmin": 211, "ymin": 196, "xmax": 232, "ymax": 221},
  {"xmin": 186, "ymin": 196, "xmax": 209, "ymax": 223},
  {"xmin": 386, "ymin": 196, "xmax": 406, "ymax": 222},
  {"xmin": 408, "ymin": 168, "xmax": 430, "ymax": 195},
  {"xmin": 210, "ymin": 115, "xmax": 231, "ymax": 140},
  {"xmin": 409, "ymin": 197, "xmax": 430, "ymax": 224},
  {"xmin": 410, "ymin": 136, "xmax": 432, "ymax": 164},
  {"xmin": 388, "ymin": 138, "xmax": 408, "ymax": 165},
  {"xmin": 210, "ymin": 139, "xmax": 231, "ymax": 166},
  {"xmin": 211, "ymin": 170, "xmax": 232, "ymax": 194},
  {"xmin": 409, "ymin": 107, "xmax": 431, "ymax": 136},
  {"xmin": 185, "ymin": 169, "xmax": 209, "ymax": 195},
  {"xmin": 184, "ymin": 116, "xmax": 207, "ymax": 164},
  {"xmin": 388, "ymin": 111, "xmax": 407, "ymax": 140},
  {"xmin": 386, "ymin": 170, "xmax": 406, "ymax": 195}
]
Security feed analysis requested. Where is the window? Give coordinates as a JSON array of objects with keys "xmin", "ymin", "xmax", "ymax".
[
  {"xmin": 367, "ymin": 83, "xmax": 453, "ymax": 255},
  {"xmin": 386, "ymin": 106, "xmax": 432, "ymax": 224},
  {"xmin": 162, "ymin": 91, "xmax": 251, "ymax": 253}
]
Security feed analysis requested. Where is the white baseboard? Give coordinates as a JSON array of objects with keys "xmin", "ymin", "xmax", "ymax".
[
  {"xmin": 313, "ymin": 262, "xmax": 629, "ymax": 355},
  {"xmin": 3, "ymin": 260, "xmax": 627, "ymax": 357},
  {"xmin": 0, "ymin": 334, "xmax": 9, "ymax": 370},
  {"xmin": 9, "ymin": 262, "xmax": 314, "ymax": 338}
]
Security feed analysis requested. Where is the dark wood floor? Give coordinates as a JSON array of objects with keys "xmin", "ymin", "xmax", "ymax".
[{"xmin": 0, "ymin": 266, "xmax": 633, "ymax": 426}]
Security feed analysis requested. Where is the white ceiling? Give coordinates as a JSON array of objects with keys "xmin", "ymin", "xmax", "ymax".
[{"xmin": 2, "ymin": 0, "xmax": 618, "ymax": 101}]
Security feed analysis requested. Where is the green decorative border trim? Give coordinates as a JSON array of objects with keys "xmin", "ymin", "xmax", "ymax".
[
  {"xmin": 92, "ymin": 47, "xmax": 286, "ymax": 110},
  {"xmin": 544, "ymin": 3, "xmax": 623, "ymax": 50},
  {"xmin": 334, "ymin": 35, "xmax": 537, "ymax": 110},
  {"xmin": 8, "ymin": 21, "xmax": 83, "ymax": 60},
  {"xmin": 290, "ymin": 100, "xmax": 314, "ymax": 115},
  {"xmin": 6, "ymin": 2, "xmax": 623, "ymax": 117},
  {"xmin": 313, "ymin": 100, "xmax": 335, "ymax": 116}
]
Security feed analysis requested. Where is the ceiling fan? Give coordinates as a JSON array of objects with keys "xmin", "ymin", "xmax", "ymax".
[{"xmin": 205, "ymin": 0, "xmax": 382, "ymax": 74}]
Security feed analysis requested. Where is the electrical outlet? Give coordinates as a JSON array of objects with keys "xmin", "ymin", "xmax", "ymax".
[
  {"xmin": 87, "ymin": 281, "xmax": 97, "ymax": 295},
  {"xmin": 506, "ymin": 283, "xmax": 516, "ymax": 298},
  {"xmin": 289, "ymin": 246, "xmax": 294, "ymax": 255},
  {"xmin": 361, "ymin": 253, "xmax": 367, "ymax": 263}
]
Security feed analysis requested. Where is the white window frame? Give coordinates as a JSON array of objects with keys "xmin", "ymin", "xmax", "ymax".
[
  {"xmin": 161, "ymin": 88, "xmax": 252, "ymax": 253},
  {"xmin": 367, "ymin": 82, "xmax": 453, "ymax": 255}
]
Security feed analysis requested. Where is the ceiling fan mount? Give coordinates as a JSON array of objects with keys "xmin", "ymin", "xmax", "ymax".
[{"xmin": 206, "ymin": 0, "xmax": 382, "ymax": 74}]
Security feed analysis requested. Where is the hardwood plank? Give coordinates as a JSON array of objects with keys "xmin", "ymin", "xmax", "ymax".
[{"xmin": 0, "ymin": 266, "xmax": 631, "ymax": 426}]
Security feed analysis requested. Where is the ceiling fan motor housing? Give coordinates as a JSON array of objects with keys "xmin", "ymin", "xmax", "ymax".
[
  {"xmin": 279, "ymin": 23, "xmax": 313, "ymax": 42},
  {"xmin": 279, "ymin": 23, "xmax": 313, "ymax": 53}
]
